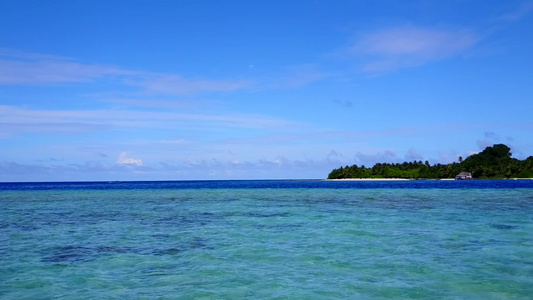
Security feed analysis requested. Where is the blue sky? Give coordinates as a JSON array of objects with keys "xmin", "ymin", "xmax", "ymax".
[{"xmin": 1, "ymin": 0, "xmax": 532, "ymax": 181}]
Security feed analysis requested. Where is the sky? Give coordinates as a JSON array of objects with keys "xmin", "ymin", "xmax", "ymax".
[{"xmin": 1, "ymin": 0, "xmax": 532, "ymax": 181}]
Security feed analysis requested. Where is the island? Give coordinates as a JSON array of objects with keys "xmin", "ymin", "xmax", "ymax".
[{"xmin": 327, "ymin": 144, "xmax": 533, "ymax": 180}]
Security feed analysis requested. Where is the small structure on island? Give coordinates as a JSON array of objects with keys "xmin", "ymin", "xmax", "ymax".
[{"xmin": 455, "ymin": 172, "xmax": 473, "ymax": 180}]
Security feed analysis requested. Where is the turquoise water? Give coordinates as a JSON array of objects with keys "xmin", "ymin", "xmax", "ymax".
[{"xmin": 1, "ymin": 181, "xmax": 532, "ymax": 299}]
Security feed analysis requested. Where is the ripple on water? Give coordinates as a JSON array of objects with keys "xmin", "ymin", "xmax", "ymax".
[{"xmin": 1, "ymin": 185, "xmax": 532, "ymax": 299}]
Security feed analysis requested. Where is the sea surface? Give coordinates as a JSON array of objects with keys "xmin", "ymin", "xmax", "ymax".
[{"xmin": 1, "ymin": 180, "xmax": 532, "ymax": 299}]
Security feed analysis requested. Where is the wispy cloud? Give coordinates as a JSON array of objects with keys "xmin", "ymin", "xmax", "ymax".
[
  {"xmin": 0, "ymin": 155, "xmax": 340, "ymax": 181},
  {"xmin": 102, "ymin": 98, "xmax": 199, "ymax": 110},
  {"xmin": 0, "ymin": 48, "xmax": 331, "ymax": 95},
  {"xmin": 131, "ymin": 74, "xmax": 253, "ymax": 95},
  {"xmin": 280, "ymin": 65, "xmax": 329, "ymax": 88},
  {"xmin": 0, "ymin": 48, "xmax": 132, "ymax": 85},
  {"xmin": 351, "ymin": 25, "xmax": 479, "ymax": 73},
  {"xmin": 266, "ymin": 64, "xmax": 330, "ymax": 89},
  {"xmin": 476, "ymin": 131, "xmax": 509, "ymax": 151},
  {"xmin": 0, "ymin": 48, "xmax": 252, "ymax": 95},
  {"xmin": 0, "ymin": 105, "xmax": 301, "ymax": 136},
  {"xmin": 332, "ymin": 99, "xmax": 353, "ymax": 108},
  {"xmin": 0, "ymin": 160, "xmax": 151, "ymax": 182},
  {"xmin": 219, "ymin": 127, "xmax": 422, "ymax": 146},
  {"xmin": 404, "ymin": 148, "xmax": 423, "ymax": 162},
  {"xmin": 477, "ymin": 139, "xmax": 493, "ymax": 150},
  {"xmin": 0, "ymin": 122, "xmax": 111, "ymax": 137},
  {"xmin": 353, "ymin": 150, "xmax": 399, "ymax": 165},
  {"xmin": 499, "ymin": 1, "xmax": 533, "ymax": 20}
]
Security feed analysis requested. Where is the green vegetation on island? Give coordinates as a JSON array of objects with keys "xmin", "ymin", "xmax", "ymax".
[{"xmin": 327, "ymin": 144, "xmax": 533, "ymax": 179}]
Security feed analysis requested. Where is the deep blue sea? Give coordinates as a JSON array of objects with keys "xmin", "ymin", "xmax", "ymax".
[{"xmin": 1, "ymin": 180, "xmax": 532, "ymax": 299}]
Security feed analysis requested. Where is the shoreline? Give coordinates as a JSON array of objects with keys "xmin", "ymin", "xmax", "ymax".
[
  {"xmin": 326, "ymin": 178, "xmax": 533, "ymax": 181},
  {"xmin": 326, "ymin": 178, "xmax": 412, "ymax": 181}
]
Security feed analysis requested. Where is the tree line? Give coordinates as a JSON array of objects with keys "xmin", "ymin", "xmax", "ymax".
[{"xmin": 327, "ymin": 144, "xmax": 533, "ymax": 179}]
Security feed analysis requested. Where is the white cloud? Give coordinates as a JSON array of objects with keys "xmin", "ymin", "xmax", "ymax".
[
  {"xmin": 351, "ymin": 25, "xmax": 479, "ymax": 73},
  {"xmin": 117, "ymin": 152, "xmax": 142, "ymax": 166}
]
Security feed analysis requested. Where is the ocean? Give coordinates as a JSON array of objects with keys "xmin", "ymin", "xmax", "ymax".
[{"xmin": 1, "ymin": 180, "xmax": 532, "ymax": 299}]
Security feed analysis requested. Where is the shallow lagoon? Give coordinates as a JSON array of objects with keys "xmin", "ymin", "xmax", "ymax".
[{"xmin": 1, "ymin": 180, "xmax": 532, "ymax": 299}]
